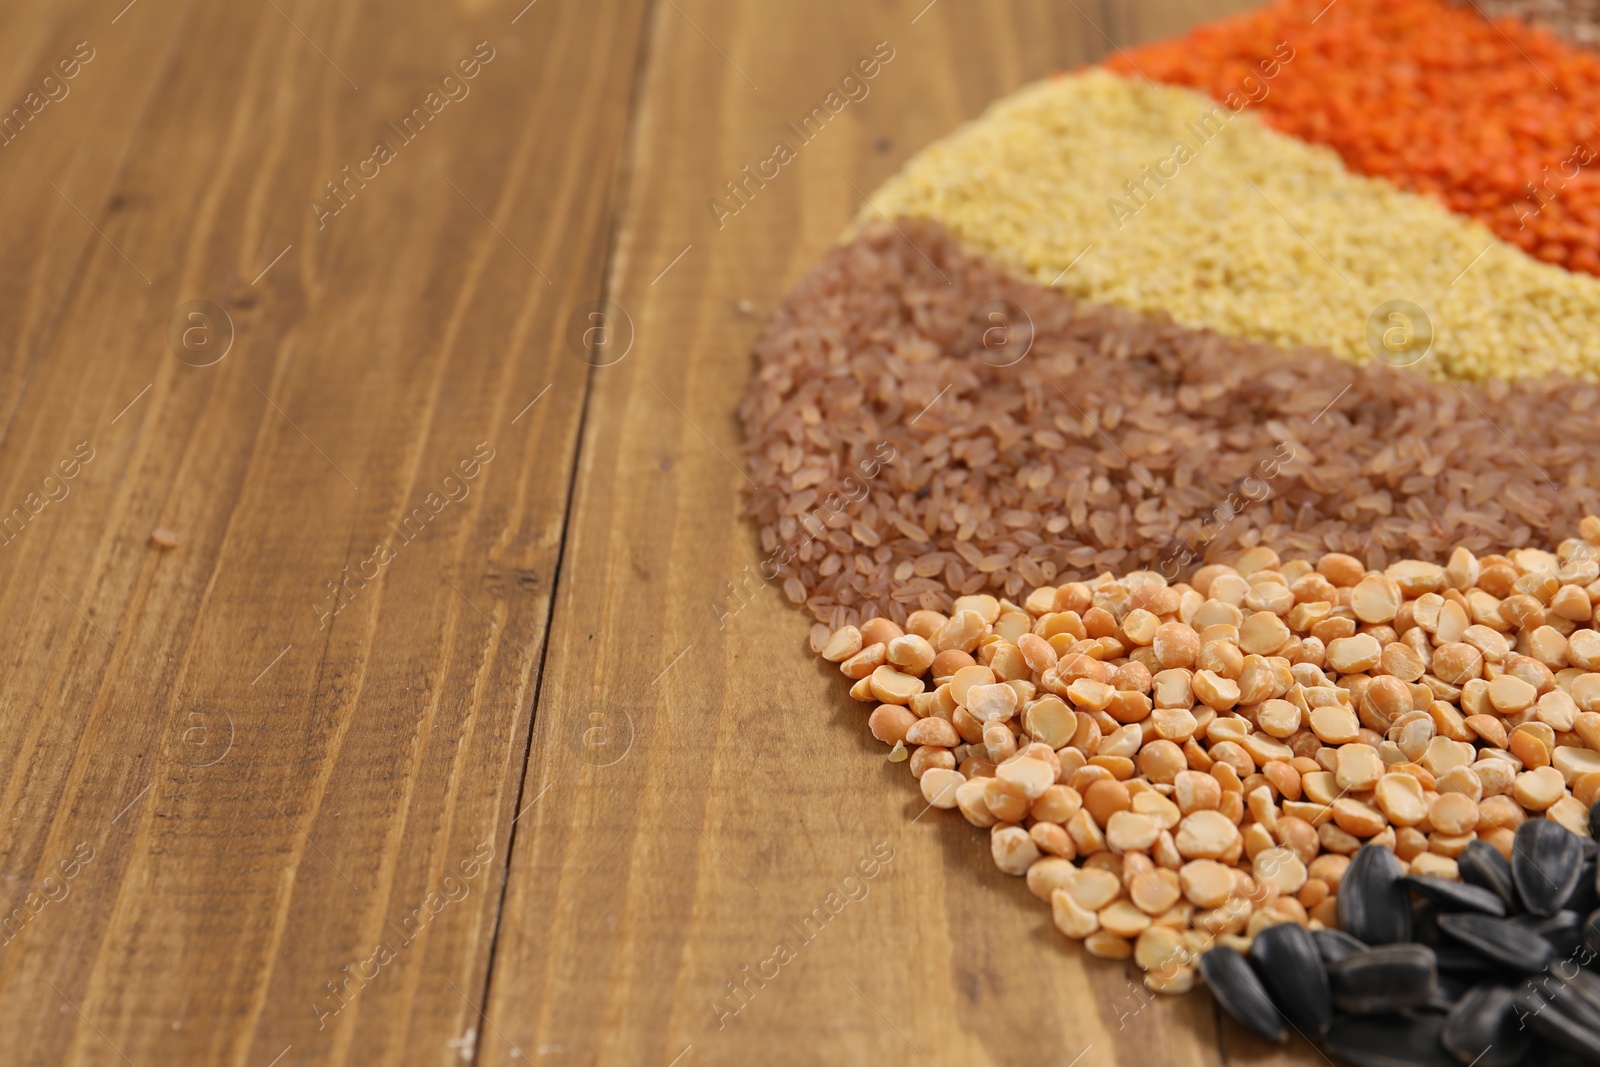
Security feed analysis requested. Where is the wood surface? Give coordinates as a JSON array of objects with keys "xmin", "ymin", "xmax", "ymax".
[{"xmin": 0, "ymin": 1, "xmax": 1299, "ymax": 1065}]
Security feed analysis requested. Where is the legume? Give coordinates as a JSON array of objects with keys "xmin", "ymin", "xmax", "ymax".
[{"xmin": 823, "ymin": 530, "xmax": 1600, "ymax": 994}]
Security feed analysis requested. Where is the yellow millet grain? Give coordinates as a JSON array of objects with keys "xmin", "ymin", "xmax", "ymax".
[{"xmin": 857, "ymin": 69, "xmax": 1600, "ymax": 382}]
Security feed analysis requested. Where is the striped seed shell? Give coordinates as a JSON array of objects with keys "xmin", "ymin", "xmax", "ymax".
[
  {"xmin": 1325, "ymin": 1012, "xmax": 1455, "ymax": 1067},
  {"xmin": 1312, "ymin": 927, "xmax": 1369, "ymax": 965},
  {"xmin": 1437, "ymin": 913, "xmax": 1555, "ymax": 973},
  {"xmin": 1512, "ymin": 818, "xmax": 1582, "ymax": 917},
  {"xmin": 1513, "ymin": 987, "xmax": 1600, "ymax": 1061},
  {"xmin": 1328, "ymin": 943, "xmax": 1438, "ymax": 1015},
  {"xmin": 1458, "ymin": 840, "xmax": 1517, "ymax": 910},
  {"xmin": 1250, "ymin": 922, "xmax": 1331, "ymax": 1038},
  {"xmin": 1338, "ymin": 843, "xmax": 1412, "ymax": 944},
  {"xmin": 1197, "ymin": 946, "xmax": 1286, "ymax": 1044},
  {"xmin": 1400, "ymin": 874, "xmax": 1507, "ymax": 917},
  {"xmin": 1513, "ymin": 910, "xmax": 1582, "ymax": 956},
  {"xmin": 1440, "ymin": 983, "xmax": 1532, "ymax": 1067}
]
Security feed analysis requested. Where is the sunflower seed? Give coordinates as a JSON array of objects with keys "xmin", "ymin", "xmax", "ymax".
[
  {"xmin": 1198, "ymin": 946, "xmax": 1286, "ymax": 1044},
  {"xmin": 1513, "ymin": 818, "xmax": 1583, "ymax": 917},
  {"xmin": 1568, "ymin": 857, "xmax": 1599, "ymax": 915},
  {"xmin": 1589, "ymin": 798, "xmax": 1600, "ymax": 839},
  {"xmin": 1458, "ymin": 840, "xmax": 1518, "ymax": 910},
  {"xmin": 1250, "ymin": 922, "xmax": 1332, "ymax": 1037},
  {"xmin": 1325, "ymin": 1012, "xmax": 1455, "ymax": 1067},
  {"xmin": 1432, "ymin": 942, "xmax": 1498, "ymax": 977},
  {"xmin": 1314, "ymin": 927, "xmax": 1370, "ymax": 965},
  {"xmin": 1585, "ymin": 906, "xmax": 1600, "ymax": 958},
  {"xmin": 1514, "ymin": 909, "xmax": 1583, "ymax": 956},
  {"xmin": 1402, "ymin": 874, "xmax": 1508, "ymax": 917},
  {"xmin": 1328, "ymin": 943, "xmax": 1438, "ymax": 1014},
  {"xmin": 1547, "ymin": 977, "xmax": 1600, "ymax": 1036},
  {"xmin": 1339, "ymin": 843, "xmax": 1413, "ymax": 944},
  {"xmin": 1513, "ymin": 986, "xmax": 1600, "ymax": 1060},
  {"xmin": 1440, "ymin": 983, "xmax": 1532, "ymax": 1067},
  {"xmin": 1437, "ymin": 912, "xmax": 1556, "ymax": 973}
]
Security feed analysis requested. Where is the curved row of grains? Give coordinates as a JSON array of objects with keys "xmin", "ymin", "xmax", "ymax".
[
  {"xmin": 1109, "ymin": 0, "xmax": 1600, "ymax": 275},
  {"xmin": 855, "ymin": 69, "xmax": 1600, "ymax": 381},
  {"xmin": 741, "ymin": 220, "xmax": 1600, "ymax": 630},
  {"xmin": 815, "ymin": 527, "xmax": 1600, "ymax": 989}
]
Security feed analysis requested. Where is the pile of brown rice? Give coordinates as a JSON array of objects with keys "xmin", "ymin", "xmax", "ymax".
[{"xmin": 739, "ymin": 219, "xmax": 1600, "ymax": 631}]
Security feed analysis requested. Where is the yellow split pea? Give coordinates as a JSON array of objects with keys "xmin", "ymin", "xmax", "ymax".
[{"xmin": 857, "ymin": 69, "xmax": 1600, "ymax": 382}]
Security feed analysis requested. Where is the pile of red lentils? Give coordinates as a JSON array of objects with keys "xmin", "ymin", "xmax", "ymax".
[
  {"xmin": 1109, "ymin": 0, "xmax": 1600, "ymax": 274},
  {"xmin": 817, "ymin": 526, "xmax": 1600, "ymax": 990}
]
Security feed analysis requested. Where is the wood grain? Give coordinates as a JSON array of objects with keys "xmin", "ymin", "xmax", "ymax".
[
  {"xmin": 480, "ymin": 2, "xmax": 1268, "ymax": 1067},
  {"xmin": 0, "ymin": 1, "xmax": 1297, "ymax": 1065},
  {"xmin": 0, "ymin": 0, "xmax": 648, "ymax": 1063}
]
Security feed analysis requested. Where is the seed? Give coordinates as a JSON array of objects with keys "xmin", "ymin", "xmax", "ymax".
[
  {"xmin": 1174, "ymin": 810, "xmax": 1240, "ymax": 861},
  {"xmin": 1106, "ymin": 810, "xmax": 1161, "ymax": 853},
  {"xmin": 1328, "ymin": 943, "xmax": 1438, "ymax": 1015},
  {"xmin": 869, "ymin": 665, "xmax": 925, "ymax": 704},
  {"xmin": 1437, "ymin": 912, "xmax": 1556, "ymax": 973},
  {"xmin": 990, "ymin": 825, "xmax": 1040, "ymax": 876},
  {"xmin": 1311, "ymin": 928, "xmax": 1368, "ymax": 965},
  {"xmin": 1512, "ymin": 986, "xmax": 1600, "ymax": 1061},
  {"xmin": 1051, "ymin": 887, "xmax": 1100, "ymax": 940},
  {"xmin": 1100, "ymin": 900, "xmax": 1153, "ymax": 939},
  {"xmin": 1430, "ymin": 793, "xmax": 1480, "ymax": 836},
  {"xmin": 920, "ymin": 768, "xmax": 965, "ymax": 809},
  {"xmin": 1338, "ymin": 843, "xmax": 1412, "ymax": 945},
  {"xmin": 1134, "ymin": 925, "xmax": 1185, "ymax": 973},
  {"xmin": 1441, "ymin": 983, "xmax": 1531, "ymax": 1067},
  {"xmin": 965, "ymin": 682, "xmax": 1018, "ymax": 722},
  {"xmin": 1249, "ymin": 922, "xmax": 1331, "ymax": 1037},
  {"xmin": 887, "ymin": 634, "xmax": 936, "ymax": 674},
  {"xmin": 868, "ymin": 704, "xmax": 917, "ymax": 745},
  {"xmin": 822, "ymin": 626, "xmax": 863, "ymax": 662},
  {"xmin": 1511, "ymin": 818, "xmax": 1583, "ymax": 916},
  {"xmin": 1311, "ymin": 705, "xmax": 1361, "ymax": 745},
  {"xmin": 1488, "ymin": 674, "xmax": 1538, "ymax": 714},
  {"xmin": 1399, "ymin": 875, "xmax": 1506, "ymax": 917},
  {"xmin": 1197, "ymin": 947, "xmax": 1286, "ymax": 1044},
  {"xmin": 1325, "ymin": 1014, "xmax": 1449, "ymax": 1067},
  {"xmin": 1026, "ymin": 856, "xmax": 1076, "ymax": 902},
  {"xmin": 905, "ymin": 718, "xmax": 959, "ymax": 747},
  {"xmin": 995, "ymin": 756, "xmax": 1053, "ymax": 800},
  {"xmin": 1066, "ymin": 866, "xmax": 1122, "ymax": 911}
]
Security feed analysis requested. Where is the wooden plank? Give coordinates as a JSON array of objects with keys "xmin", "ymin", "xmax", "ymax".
[
  {"xmin": 482, "ymin": 2, "xmax": 1257, "ymax": 1065},
  {"xmin": 0, "ymin": 0, "xmax": 649, "ymax": 1063}
]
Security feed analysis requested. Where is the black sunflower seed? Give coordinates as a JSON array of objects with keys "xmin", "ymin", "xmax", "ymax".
[
  {"xmin": 1432, "ymin": 942, "xmax": 1498, "ymax": 977},
  {"xmin": 1513, "ymin": 987, "xmax": 1600, "ymax": 1061},
  {"xmin": 1250, "ymin": 922, "xmax": 1331, "ymax": 1038},
  {"xmin": 1568, "ymin": 857, "xmax": 1599, "ymax": 915},
  {"xmin": 1411, "ymin": 897, "xmax": 1441, "ymax": 947},
  {"xmin": 1555, "ymin": 968, "xmax": 1600, "ymax": 1021},
  {"xmin": 1440, "ymin": 983, "xmax": 1532, "ymax": 1067},
  {"xmin": 1586, "ymin": 906, "xmax": 1600, "ymax": 960},
  {"xmin": 1314, "ymin": 927, "xmax": 1370, "ymax": 965},
  {"xmin": 1403, "ymin": 874, "xmax": 1508, "ymax": 917},
  {"xmin": 1525, "ymin": 971, "xmax": 1600, "ymax": 1035},
  {"xmin": 1513, "ymin": 818, "xmax": 1583, "ymax": 917},
  {"xmin": 1198, "ymin": 946, "xmax": 1286, "ymax": 1044},
  {"xmin": 1589, "ymin": 798, "xmax": 1600, "ymax": 839},
  {"xmin": 1325, "ymin": 1012, "xmax": 1455, "ymax": 1067},
  {"xmin": 1328, "ymin": 943, "xmax": 1438, "ymax": 1015},
  {"xmin": 1339, "ymin": 843, "xmax": 1413, "ymax": 944},
  {"xmin": 1514, "ymin": 909, "xmax": 1583, "ymax": 957},
  {"xmin": 1458, "ymin": 840, "xmax": 1518, "ymax": 911},
  {"xmin": 1437, "ymin": 912, "xmax": 1556, "ymax": 973}
]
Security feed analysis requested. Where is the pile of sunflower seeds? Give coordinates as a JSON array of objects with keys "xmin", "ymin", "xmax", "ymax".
[{"xmin": 1200, "ymin": 820, "xmax": 1600, "ymax": 1065}]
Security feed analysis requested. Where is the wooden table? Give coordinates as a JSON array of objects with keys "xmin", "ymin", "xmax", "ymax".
[{"xmin": 0, "ymin": 1, "xmax": 1303, "ymax": 1064}]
